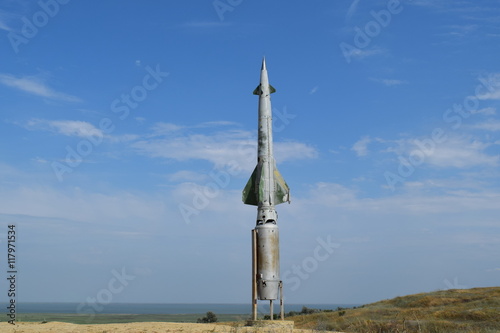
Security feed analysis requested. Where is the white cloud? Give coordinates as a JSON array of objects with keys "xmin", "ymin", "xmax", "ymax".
[
  {"xmin": 1, "ymin": 160, "xmax": 499, "ymax": 304},
  {"xmin": 477, "ymin": 90, "xmax": 500, "ymax": 100},
  {"xmin": 274, "ymin": 141, "xmax": 318, "ymax": 162},
  {"xmin": 23, "ymin": 118, "xmax": 142, "ymax": 144},
  {"xmin": 406, "ymin": 0, "xmax": 437, "ymax": 7},
  {"xmin": 132, "ymin": 123, "xmax": 317, "ymax": 172},
  {"xmin": 48, "ymin": 120, "xmax": 102, "ymax": 137},
  {"xmin": 0, "ymin": 73, "xmax": 81, "ymax": 102},
  {"xmin": 370, "ymin": 78, "xmax": 409, "ymax": 86},
  {"xmin": 108, "ymin": 134, "xmax": 140, "ymax": 143},
  {"xmin": 195, "ymin": 121, "xmax": 238, "ymax": 128},
  {"xmin": 309, "ymin": 86, "xmax": 319, "ymax": 95},
  {"xmin": 352, "ymin": 136, "xmax": 371, "ymax": 156},
  {"xmin": 437, "ymin": 24, "xmax": 478, "ymax": 39},
  {"xmin": 151, "ymin": 122, "xmax": 184, "ymax": 135},
  {"xmin": 383, "ymin": 135, "xmax": 499, "ymax": 169},
  {"xmin": 26, "ymin": 119, "xmax": 103, "ymax": 138},
  {"xmin": 421, "ymin": 137, "xmax": 499, "ymax": 168},
  {"xmin": 343, "ymin": 47, "xmax": 386, "ymax": 61},
  {"xmin": 0, "ymin": 186, "xmax": 166, "ymax": 227},
  {"xmin": 477, "ymin": 73, "xmax": 500, "ymax": 100},
  {"xmin": 471, "ymin": 120, "xmax": 500, "ymax": 131},
  {"xmin": 306, "ymin": 182, "xmax": 358, "ymax": 208},
  {"xmin": 32, "ymin": 157, "xmax": 49, "ymax": 164},
  {"xmin": 471, "ymin": 107, "xmax": 496, "ymax": 115},
  {"xmin": 132, "ymin": 130, "xmax": 253, "ymax": 168},
  {"xmin": 0, "ymin": 9, "xmax": 16, "ymax": 32},
  {"xmin": 300, "ymin": 181, "xmax": 500, "ymax": 216},
  {"xmin": 346, "ymin": 0, "xmax": 361, "ymax": 21},
  {"xmin": 167, "ymin": 170, "xmax": 208, "ymax": 183},
  {"xmin": 0, "ymin": 19, "xmax": 10, "ymax": 31}
]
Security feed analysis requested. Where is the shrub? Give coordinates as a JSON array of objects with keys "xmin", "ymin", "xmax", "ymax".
[{"xmin": 197, "ymin": 311, "xmax": 218, "ymax": 323}]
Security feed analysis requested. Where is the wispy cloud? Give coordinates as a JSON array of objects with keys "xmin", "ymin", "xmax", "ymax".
[
  {"xmin": 274, "ymin": 141, "xmax": 318, "ymax": 162},
  {"xmin": 0, "ymin": 9, "xmax": 17, "ymax": 32},
  {"xmin": 471, "ymin": 107, "xmax": 496, "ymax": 116},
  {"xmin": 477, "ymin": 91, "xmax": 500, "ymax": 101},
  {"xmin": 167, "ymin": 170, "xmax": 208, "ymax": 183},
  {"xmin": 406, "ymin": 0, "xmax": 454, "ymax": 9},
  {"xmin": 0, "ymin": 19, "xmax": 10, "ymax": 31},
  {"xmin": 24, "ymin": 118, "xmax": 141, "ymax": 143},
  {"xmin": 352, "ymin": 136, "xmax": 371, "ymax": 157},
  {"xmin": 150, "ymin": 122, "xmax": 184, "ymax": 136},
  {"xmin": 26, "ymin": 119, "xmax": 103, "ymax": 138},
  {"xmin": 0, "ymin": 73, "xmax": 81, "ymax": 102},
  {"xmin": 132, "ymin": 122, "xmax": 317, "ymax": 172},
  {"xmin": 437, "ymin": 24, "xmax": 478, "ymax": 39},
  {"xmin": 370, "ymin": 78, "xmax": 409, "ymax": 86},
  {"xmin": 303, "ymin": 180, "xmax": 500, "ymax": 215},
  {"xmin": 425, "ymin": 138, "xmax": 498, "ymax": 168},
  {"xmin": 391, "ymin": 135, "xmax": 499, "ymax": 169},
  {"xmin": 343, "ymin": 47, "xmax": 386, "ymax": 61},
  {"xmin": 476, "ymin": 73, "xmax": 500, "ymax": 100},
  {"xmin": 346, "ymin": 0, "xmax": 361, "ymax": 21},
  {"xmin": 195, "ymin": 121, "xmax": 238, "ymax": 128},
  {"xmin": 471, "ymin": 120, "xmax": 500, "ymax": 132},
  {"xmin": 309, "ymin": 86, "xmax": 319, "ymax": 95},
  {"xmin": 149, "ymin": 121, "xmax": 237, "ymax": 137}
]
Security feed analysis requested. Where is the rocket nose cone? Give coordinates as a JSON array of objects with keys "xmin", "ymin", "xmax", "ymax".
[{"xmin": 261, "ymin": 57, "xmax": 267, "ymax": 71}]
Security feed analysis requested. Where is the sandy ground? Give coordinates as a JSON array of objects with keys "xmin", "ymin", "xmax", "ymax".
[
  {"xmin": 0, "ymin": 321, "xmax": 331, "ymax": 333},
  {"xmin": 1, "ymin": 322, "xmax": 229, "ymax": 332}
]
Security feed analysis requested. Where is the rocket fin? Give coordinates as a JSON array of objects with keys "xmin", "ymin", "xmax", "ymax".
[
  {"xmin": 242, "ymin": 165, "xmax": 260, "ymax": 206},
  {"xmin": 253, "ymin": 84, "xmax": 277, "ymax": 95},
  {"xmin": 273, "ymin": 166, "xmax": 290, "ymax": 204},
  {"xmin": 243, "ymin": 165, "xmax": 290, "ymax": 206}
]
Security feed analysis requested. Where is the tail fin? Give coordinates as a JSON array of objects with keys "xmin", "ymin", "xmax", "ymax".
[
  {"xmin": 273, "ymin": 167, "xmax": 290, "ymax": 204},
  {"xmin": 242, "ymin": 165, "xmax": 260, "ymax": 206},
  {"xmin": 242, "ymin": 165, "xmax": 290, "ymax": 206}
]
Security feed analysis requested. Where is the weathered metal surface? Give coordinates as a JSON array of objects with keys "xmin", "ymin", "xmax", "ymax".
[
  {"xmin": 256, "ymin": 223, "xmax": 280, "ymax": 300},
  {"xmin": 242, "ymin": 58, "xmax": 290, "ymax": 209},
  {"xmin": 252, "ymin": 229, "xmax": 258, "ymax": 320},
  {"xmin": 245, "ymin": 58, "xmax": 289, "ymax": 309}
]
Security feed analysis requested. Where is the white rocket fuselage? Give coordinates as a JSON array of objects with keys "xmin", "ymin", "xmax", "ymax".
[{"xmin": 256, "ymin": 59, "xmax": 277, "ymax": 224}]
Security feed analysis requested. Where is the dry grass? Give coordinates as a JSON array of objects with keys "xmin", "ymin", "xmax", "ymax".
[{"xmin": 289, "ymin": 287, "xmax": 500, "ymax": 332}]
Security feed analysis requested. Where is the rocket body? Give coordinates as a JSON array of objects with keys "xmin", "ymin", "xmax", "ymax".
[
  {"xmin": 255, "ymin": 222, "xmax": 280, "ymax": 300},
  {"xmin": 243, "ymin": 58, "xmax": 290, "ymax": 301}
]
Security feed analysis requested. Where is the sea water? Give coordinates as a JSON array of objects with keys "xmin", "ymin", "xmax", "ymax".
[{"xmin": 3, "ymin": 303, "xmax": 359, "ymax": 314}]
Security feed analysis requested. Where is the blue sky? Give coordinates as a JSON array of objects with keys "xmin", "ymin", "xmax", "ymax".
[{"xmin": 0, "ymin": 0, "xmax": 499, "ymax": 308}]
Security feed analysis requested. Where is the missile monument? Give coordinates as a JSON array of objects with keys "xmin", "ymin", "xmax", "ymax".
[{"xmin": 243, "ymin": 58, "xmax": 290, "ymax": 321}]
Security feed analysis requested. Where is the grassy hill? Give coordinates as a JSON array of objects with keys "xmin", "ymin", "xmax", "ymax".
[{"xmin": 289, "ymin": 287, "xmax": 500, "ymax": 333}]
